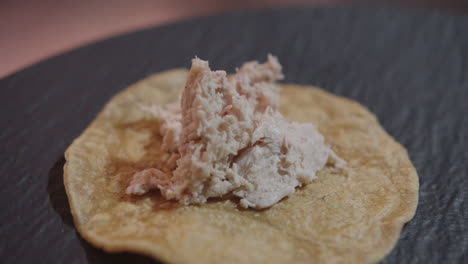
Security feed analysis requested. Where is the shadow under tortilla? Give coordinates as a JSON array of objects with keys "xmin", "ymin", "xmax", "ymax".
[
  {"xmin": 47, "ymin": 156, "xmax": 161, "ymax": 264},
  {"xmin": 47, "ymin": 156, "xmax": 74, "ymax": 227}
]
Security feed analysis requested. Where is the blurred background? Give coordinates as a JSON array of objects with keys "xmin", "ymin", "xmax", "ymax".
[{"xmin": 1, "ymin": 0, "xmax": 467, "ymax": 78}]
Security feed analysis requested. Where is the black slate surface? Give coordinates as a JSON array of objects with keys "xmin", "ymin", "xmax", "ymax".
[{"xmin": 0, "ymin": 7, "xmax": 467, "ymax": 264}]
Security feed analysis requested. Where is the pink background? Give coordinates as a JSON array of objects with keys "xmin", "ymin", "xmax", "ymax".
[{"xmin": 1, "ymin": 0, "xmax": 467, "ymax": 78}]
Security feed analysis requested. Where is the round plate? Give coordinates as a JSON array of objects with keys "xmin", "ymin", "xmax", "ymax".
[{"xmin": 0, "ymin": 7, "xmax": 466, "ymax": 264}]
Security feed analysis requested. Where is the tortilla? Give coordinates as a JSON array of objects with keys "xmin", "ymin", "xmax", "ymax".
[{"xmin": 64, "ymin": 69, "xmax": 418, "ymax": 264}]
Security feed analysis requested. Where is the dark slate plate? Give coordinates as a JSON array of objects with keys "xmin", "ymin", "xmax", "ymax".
[{"xmin": 0, "ymin": 7, "xmax": 467, "ymax": 264}]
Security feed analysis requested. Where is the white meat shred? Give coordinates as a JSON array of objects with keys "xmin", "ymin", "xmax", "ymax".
[{"xmin": 126, "ymin": 55, "xmax": 344, "ymax": 208}]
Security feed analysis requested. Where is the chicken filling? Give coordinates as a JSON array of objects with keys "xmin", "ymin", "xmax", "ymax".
[{"xmin": 126, "ymin": 56, "xmax": 344, "ymax": 208}]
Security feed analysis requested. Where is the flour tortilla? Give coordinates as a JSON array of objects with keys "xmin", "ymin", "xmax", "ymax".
[{"xmin": 64, "ymin": 69, "xmax": 418, "ymax": 264}]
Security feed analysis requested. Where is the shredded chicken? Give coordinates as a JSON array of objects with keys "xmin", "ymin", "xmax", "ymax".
[{"xmin": 126, "ymin": 55, "xmax": 344, "ymax": 208}]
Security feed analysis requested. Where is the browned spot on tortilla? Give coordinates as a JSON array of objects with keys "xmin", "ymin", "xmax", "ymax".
[{"xmin": 107, "ymin": 120, "xmax": 171, "ymax": 201}]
